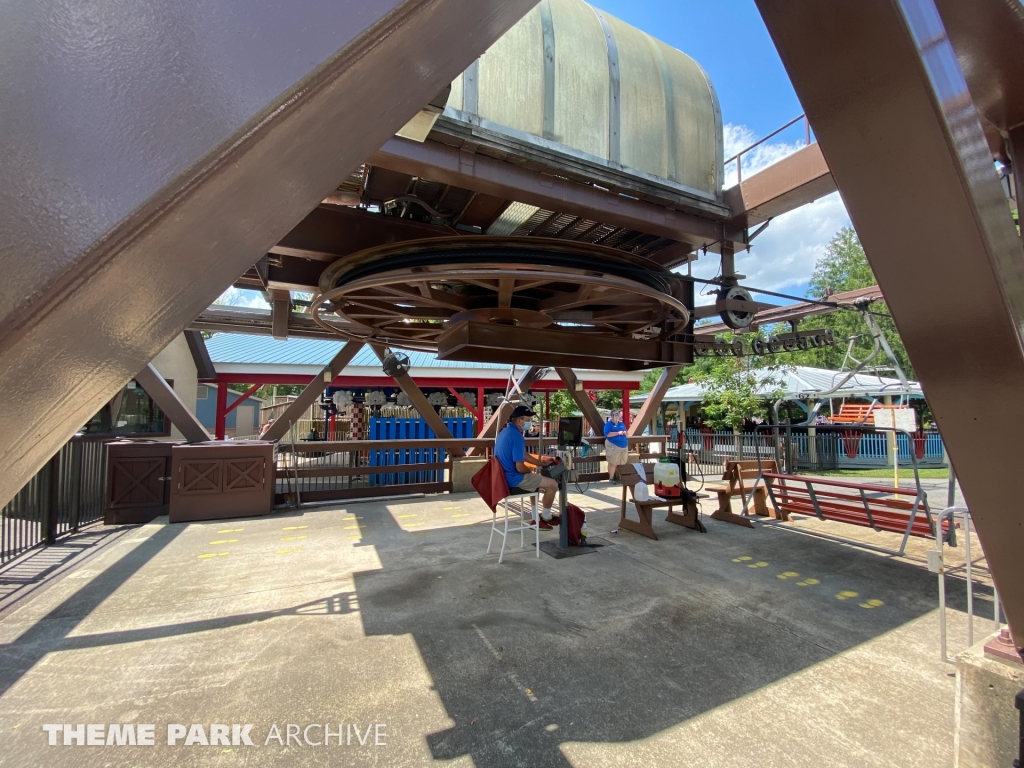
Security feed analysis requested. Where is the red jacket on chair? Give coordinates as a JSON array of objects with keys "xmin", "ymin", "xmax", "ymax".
[{"xmin": 472, "ymin": 455, "xmax": 511, "ymax": 512}]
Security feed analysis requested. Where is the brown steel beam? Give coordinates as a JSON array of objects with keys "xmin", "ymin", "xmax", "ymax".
[
  {"xmin": 271, "ymin": 289, "xmax": 291, "ymax": 341},
  {"xmin": 628, "ymin": 366, "xmax": 681, "ymax": 437},
  {"xmin": 0, "ymin": 0, "xmax": 537, "ymax": 509},
  {"xmin": 370, "ymin": 344, "xmax": 462, "ymax": 456},
  {"xmin": 262, "ymin": 342, "xmax": 365, "ymax": 443},
  {"xmin": 437, "ymin": 321, "xmax": 693, "ymax": 371},
  {"xmin": 271, "ymin": 205, "xmax": 455, "ymax": 262},
  {"xmin": 724, "ymin": 142, "xmax": 837, "ymax": 227},
  {"xmin": 370, "ymin": 138, "xmax": 744, "ymax": 251},
  {"xmin": 474, "ymin": 366, "xmax": 545, "ymax": 442},
  {"xmin": 134, "ymin": 364, "xmax": 211, "ymax": 443},
  {"xmin": 554, "ymin": 369, "xmax": 605, "ymax": 434},
  {"xmin": 755, "ymin": 0, "xmax": 1024, "ymax": 648}
]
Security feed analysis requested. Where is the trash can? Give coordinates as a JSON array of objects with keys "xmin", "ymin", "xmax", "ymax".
[{"xmin": 105, "ymin": 440, "xmax": 180, "ymax": 524}]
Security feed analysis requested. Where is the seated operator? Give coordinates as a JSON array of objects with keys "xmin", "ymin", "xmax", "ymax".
[{"xmin": 494, "ymin": 405, "xmax": 560, "ymax": 528}]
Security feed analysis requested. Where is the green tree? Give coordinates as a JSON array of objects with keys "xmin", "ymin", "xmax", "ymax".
[
  {"xmin": 789, "ymin": 226, "xmax": 913, "ymax": 377},
  {"xmin": 697, "ymin": 358, "xmax": 785, "ymax": 431}
]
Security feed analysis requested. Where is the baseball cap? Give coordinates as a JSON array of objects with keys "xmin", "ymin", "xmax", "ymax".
[{"xmin": 509, "ymin": 405, "xmax": 537, "ymax": 419}]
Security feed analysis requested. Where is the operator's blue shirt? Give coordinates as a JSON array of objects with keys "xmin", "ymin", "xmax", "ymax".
[
  {"xmin": 604, "ymin": 420, "xmax": 628, "ymax": 448},
  {"xmin": 494, "ymin": 422, "xmax": 527, "ymax": 489}
]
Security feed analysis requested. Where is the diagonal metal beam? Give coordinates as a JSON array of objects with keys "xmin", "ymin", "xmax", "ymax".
[
  {"xmin": 134, "ymin": 364, "xmax": 211, "ymax": 443},
  {"xmin": 554, "ymin": 368, "xmax": 605, "ymax": 434},
  {"xmin": 628, "ymin": 366, "xmax": 681, "ymax": 437},
  {"xmin": 262, "ymin": 342, "xmax": 365, "ymax": 443},
  {"xmin": 474, "ymin": 366, "xmax": 545, "ymax": 444},
  {"xmin": 755, "ymin": 0, "xmax": 1024, "ymax": 648},
  {"xmin": 0, "ymin": 0, "xmax": 538, "ymax": 508},
  {"xmin": 370, "ymin": 344, "xmax": 462, "ymax": 456}
]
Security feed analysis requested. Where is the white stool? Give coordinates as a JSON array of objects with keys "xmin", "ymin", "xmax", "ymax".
[{"xmin": 487, "ymin": 490, "xmax": 542, "ymax": 563}]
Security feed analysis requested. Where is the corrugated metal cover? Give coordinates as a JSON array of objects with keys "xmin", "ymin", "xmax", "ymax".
[
  {"xmin": 449, "ymin": 0, "xmax": 722, "ymax": 196},
  {"xmin": 205, "ymin": 333, "xmax": 510, "ymax": 369}
]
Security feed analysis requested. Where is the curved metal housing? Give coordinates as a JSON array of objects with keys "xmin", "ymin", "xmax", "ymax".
[{"xmin": 446, "ymin": 0, "xmax": 723, "ymax": 203}]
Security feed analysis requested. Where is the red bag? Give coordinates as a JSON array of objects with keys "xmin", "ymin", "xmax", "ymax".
[{"xmin": 565, "ymin": 502, "xmax": 587, "ymax": 546}]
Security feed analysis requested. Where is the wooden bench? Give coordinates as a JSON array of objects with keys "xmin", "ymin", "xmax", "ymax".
[
  {"xmin": 741, "ymin": 471, "xmax": 943, "ymax": 556},
  {"xmin": 617, "ymin": 463, "xmax": 707, "ymax": 540},
  {"xmin": 705, "ymin": 460, "xmax": 777, "ymax": 528}
]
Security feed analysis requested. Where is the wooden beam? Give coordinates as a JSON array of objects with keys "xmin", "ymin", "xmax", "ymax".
[
  {"xmin": 554, "ymin": 368, "xmax": 604, "ymax": 434},
  {"xmin": 628, "ymin": 366, "xmax": 681, "ymax": 437},
  {"xmin": 261, "ymin": 341, "xmax": 364, "ymax": 442},
  {"xmin": 134, "ymin": 364, "xmax": 210, "ymax": 443},
  {"xmin": 371, "ymin": 344, "xmax": 463, "ymax": 456}
]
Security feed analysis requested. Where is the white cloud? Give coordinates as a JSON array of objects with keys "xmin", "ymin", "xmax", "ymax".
[{"xmin": 687, "ymin": 123, "xmax": 851, "ymax": 304}]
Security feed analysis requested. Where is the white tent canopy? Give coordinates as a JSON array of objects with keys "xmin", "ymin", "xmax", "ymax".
[{"xmin": 630, "ymin": 366, "xmax": 923, "ymax": 406}]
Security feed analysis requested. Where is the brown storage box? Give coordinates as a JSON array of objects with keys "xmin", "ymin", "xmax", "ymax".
[
  {"xmin": 105, "ymin": 440, "xmax": 180, "ymax": 524},
  {"xmin": 168, "ymin": 442, "xmax": 275, "ymax": 523}
]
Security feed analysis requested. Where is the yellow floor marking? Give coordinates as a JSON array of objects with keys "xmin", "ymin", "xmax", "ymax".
[
  {"xmin": 836, "ymin": 590, "xmax": 859, "ymax": 601},
  {"xmin": 280, "ymin": 535, "xmax": 306, "ymax": 541},
  {"xmin": 209, "ymin": 539, "xmax": 238, "ymax": 545},
  {"xmin": 342, "ymin": 516, "xmax": 364, "ymax": 520},
  {"xmin": 198, "ymin": 552, "xmax": 230, "ymax": 559},
  {"xmin": 276, "ymin": 548, "xmax": 303, "ymax": 555},
  {"xmin": 282, "ymin": 525, "xmax": 307, "ymax": 530},
  {"xmin": 347, "ymin": 535, "xmax": 361, "ymax": 540},
  {"xmin": 776, "ymin": 571, "xmax": 799, "ymax": 580},
  {"xmin": 451, "ymin": 513, "xmax": 470, "ymax": 518},
  {"xmin": 796, "ymin": 578, "xmax": 821, "ymax": 587},
  {"xmin": 732, "ymin": 556, "xmax": 752, "ymax": 562},
  {"xmin": 397, "ymin": 514, "xmax": 417, "ymax": 519},
  {"xmin": 442, "ymin": 506, "xmax": 461, "ymax": 510},
  {"xmin": 748, "ymin": 561, "xmax": 769, "ymax": 568},
  {"xmin": 860, "ymin": 599, "xmax": 885, "ymax": 609},
  {"xmin": 343, "ymin": 525, "xmax": 360, "ymax": 529},
  {"xmin": 217, "ymin": 528, "xmax": 243, "ymax": 533}
]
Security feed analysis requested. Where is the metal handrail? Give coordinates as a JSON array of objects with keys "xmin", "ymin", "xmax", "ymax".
[
  {"xmin": 936, "ymin": 506, "xmax": 1001, "ymax": 664},
  {"xmin": 724, "ymin": 114, "xmax": 812, "ymax": 184}
]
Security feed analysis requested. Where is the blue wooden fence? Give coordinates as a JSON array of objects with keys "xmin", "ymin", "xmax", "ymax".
[{"xmin": 368, "ymin": 417, "xmax": 475, "ymax": 485}]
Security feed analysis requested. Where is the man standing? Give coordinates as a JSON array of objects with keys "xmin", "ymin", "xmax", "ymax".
[
  {"xmin": 604, "ymin": 409, "xmax": 629, "ymax": 484},
  {"xmin": 494, "ymin": 405, "xmax": 559, "ymax": 528}
]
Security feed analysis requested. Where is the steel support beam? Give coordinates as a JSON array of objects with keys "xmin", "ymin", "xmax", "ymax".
[
  {"xmin": 262, "ymin": 342, "xmax": 365, "ymax": 443},
  {"xmin": 724, "ymin": 142, "xmax": 836, "ymax": 227},
  {"xmin": 134, "ymin": 364, "xmax": 211, "ymax": 443},
  {"xmin": 629, "ymin": 366, "xmax": 681, "ymax": 437},
  {"xmin": 554, "ymin": 369, "xmax": 605, "ymax": 435},
  {"xmin": 370, "ymin": 137, "xmax": 742, "ymax": 251},
  {"xmin": 271, "ymin": 290, "xmax": 291, "ymax": 341},
  {"xmin": 437, "ymin": 321, "xmax": 693, "ymax": 371},
  {"xmin": 0, "ymin": 0, "xmax": 538, "ymax": 508},
  {"xmin": 755, "ymin": 0, "xmax": 1024, "ymax": 648},
  {"xmin": 370, "ymin": 344, "xmax": 462, "ymax": 456}
]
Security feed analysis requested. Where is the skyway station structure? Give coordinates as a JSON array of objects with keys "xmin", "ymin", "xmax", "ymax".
[{"xmin": 3, "ymin": 0, "xmax": 1024, "ymax": 764}]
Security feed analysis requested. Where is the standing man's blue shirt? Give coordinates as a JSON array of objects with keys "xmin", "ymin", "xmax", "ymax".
[
  {"xmin": 495, "ymin": 423, "xmax": 526, "ymax": 488},
  {"xmin": 604, "ymin": 419, "xmax": 628, "ymax": 448}
]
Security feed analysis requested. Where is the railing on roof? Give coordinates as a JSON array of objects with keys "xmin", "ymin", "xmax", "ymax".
[{"xmin": 724, "ymin": 114, "xmax": 813, "ymax": 184}]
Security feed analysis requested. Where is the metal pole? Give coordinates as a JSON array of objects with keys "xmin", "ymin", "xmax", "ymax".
[{"xmin": 558, "ymin": 470, "xmax": 568, "ymax": 550}]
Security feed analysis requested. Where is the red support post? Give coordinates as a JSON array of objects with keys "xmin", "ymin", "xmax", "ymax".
[
  {"xmin": 215, "ymin": 380, "xmax": 228, "ymax": 440},
  {"xmin": 622, "ymin": 389, "xmax": 630, "ymax": 430},
  {"xmin": 223, "ymin": 382, "xmax": 262, "ymax": 415}
]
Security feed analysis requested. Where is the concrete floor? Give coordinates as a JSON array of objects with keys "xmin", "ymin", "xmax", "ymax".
[{"xmin": 0, "ymin": 483, "xmax": 986, "ymax": 767}]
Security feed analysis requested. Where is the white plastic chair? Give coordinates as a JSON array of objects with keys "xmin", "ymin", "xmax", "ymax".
[{"xmin": 487, "ymin": 490, "xmax": 542, "ymax": 563}]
